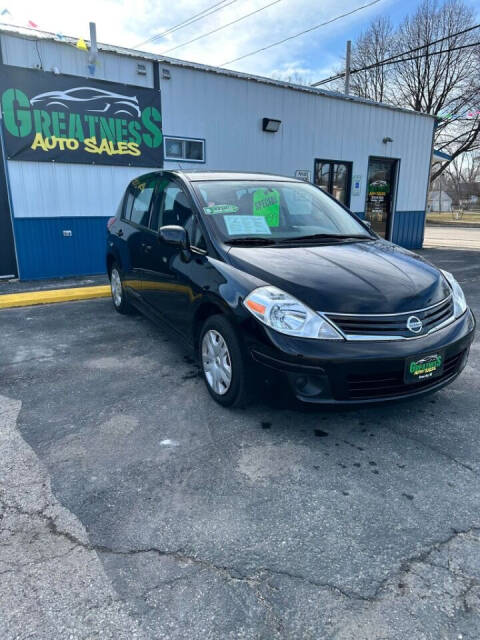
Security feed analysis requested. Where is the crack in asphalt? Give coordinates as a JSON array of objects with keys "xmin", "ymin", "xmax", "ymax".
[{"xmin": 4, "ymin": 495, "xmax": 480, "ymax": 610}]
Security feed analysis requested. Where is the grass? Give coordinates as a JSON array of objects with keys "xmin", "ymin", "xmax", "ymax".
[{"xmin": 427, "ymin": 211, "xmax": 480, "ymax": 225}]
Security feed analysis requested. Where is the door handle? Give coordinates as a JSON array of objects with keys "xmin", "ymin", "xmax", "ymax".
[
  {"xmin": 144, "ymin": 244, "xmax": 152, "ymax": 253},
  {"xmin": 117, "ymin": 229, "xmax": 123, "ymax": 237}
]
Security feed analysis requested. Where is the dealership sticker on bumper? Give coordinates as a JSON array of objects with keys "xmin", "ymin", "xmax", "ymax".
[{"xmin": 404, "ymin": 352, "xmax": 444, "ymax": 384}]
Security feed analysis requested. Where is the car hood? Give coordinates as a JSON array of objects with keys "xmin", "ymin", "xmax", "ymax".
[{"xmin": 226, "ymin": 240, "xmax": 451, "ymax": 314}]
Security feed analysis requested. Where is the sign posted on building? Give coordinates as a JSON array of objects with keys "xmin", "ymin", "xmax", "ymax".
[
  {"xmin": 0, "ymin": 67, "xmax": 163, "ymax": 166},
  {"xmin": 295, "ymin": 169, "xmax": 311, "ymax": 182}
]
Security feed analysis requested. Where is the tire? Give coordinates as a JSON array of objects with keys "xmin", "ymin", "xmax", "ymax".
[
  {"xmin": 199, "ymin": 315, "xmax": 251, "ymax": 408},
  {"xmin": 109, "ymin": 263, "xmax": 133, "ymax": 315}
]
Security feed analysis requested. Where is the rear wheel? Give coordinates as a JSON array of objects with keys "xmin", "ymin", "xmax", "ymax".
[
  {"xmin": 199, "ymin": 315, "xmax": 251, "ymax": 408},
  {"xmin": 110, "ymin": 264, "xmax": 133, "ymax": 314}
]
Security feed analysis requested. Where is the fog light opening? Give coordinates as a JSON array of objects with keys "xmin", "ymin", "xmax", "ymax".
[{"xmin": 294, "ymin": 375, "xmax": 329, "ymax": 398}]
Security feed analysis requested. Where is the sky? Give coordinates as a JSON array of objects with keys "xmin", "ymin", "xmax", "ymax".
[{"xmin": 1, "ymin": 0, "xmax": 479, "ymax": 84}]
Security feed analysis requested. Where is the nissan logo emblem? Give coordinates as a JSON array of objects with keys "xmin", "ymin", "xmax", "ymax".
[{"xmin": 407, "ymin": 315, "xmax": 423, "ymax": 334}]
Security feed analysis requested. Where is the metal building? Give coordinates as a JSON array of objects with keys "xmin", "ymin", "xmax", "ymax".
[{"xmin": 0, "ymin": 24, "xmax": 435, "ymax": 280}]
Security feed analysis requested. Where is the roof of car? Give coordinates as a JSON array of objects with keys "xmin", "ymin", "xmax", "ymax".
[{"xmin": 175, "ymin": 170, "xmax": 302, "ymax": 182}]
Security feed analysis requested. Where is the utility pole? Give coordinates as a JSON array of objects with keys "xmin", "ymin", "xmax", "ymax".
[
  {"xmin": 344, "ymin": 40, "xmax": 351, "ymax": 95},
  {"xmin": 88, "ymin": 22, "xmax": 98, "ymax": 74}
]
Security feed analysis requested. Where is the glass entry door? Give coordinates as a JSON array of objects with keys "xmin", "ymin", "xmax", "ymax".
[
  {"xmin": 365, "ymin": 158, "xmax": 397, "ymax": 238},
  {"xmin": 314, "ymin": 159, "xmax": 352, "ymax": 207}
]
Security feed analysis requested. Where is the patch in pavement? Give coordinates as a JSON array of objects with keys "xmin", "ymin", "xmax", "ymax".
[{"xmin": 0, "ymin": 395, "xmax": 146, "ymax": 639}]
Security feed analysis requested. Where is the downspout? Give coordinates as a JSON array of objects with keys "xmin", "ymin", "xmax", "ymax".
[{"xmin": 421, "ymin": 116, "xmax": 438, "ymax": 248}]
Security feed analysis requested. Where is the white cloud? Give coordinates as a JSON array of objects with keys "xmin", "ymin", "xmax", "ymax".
[{"xmin": 1, "ymin": 0, "xmax": 390, "ymax": 80}]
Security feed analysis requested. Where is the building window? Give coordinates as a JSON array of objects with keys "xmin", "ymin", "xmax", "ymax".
[
  {"xmin": 314, "ymin": 159, "xmax": 352, "ymax": 207},
  {"xmin": 164, "ymin": 136, "xmax": 205, "ymax": 163}
]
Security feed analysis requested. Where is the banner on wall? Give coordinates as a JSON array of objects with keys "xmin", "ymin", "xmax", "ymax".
[{"xmin": 0, "ymin": 66, "xmax": 163, "ymax": 167}]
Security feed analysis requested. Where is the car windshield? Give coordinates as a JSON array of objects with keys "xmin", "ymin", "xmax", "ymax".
[{"xmin": 192, "ymin": 180, "xmax": 372, "ymax": 244}]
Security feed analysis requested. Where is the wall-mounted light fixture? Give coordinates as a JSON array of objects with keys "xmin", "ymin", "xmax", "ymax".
[
  {"xmin": 382, "ymin": 136, "xmax": 393, "ymax": 144},
  {"xmin": 262, "ymin": 118, "xmax": 282, "ymax": 133},
  {"xmin": 162, "ymin": 68, "xmax": 171, "ymax": 80}
]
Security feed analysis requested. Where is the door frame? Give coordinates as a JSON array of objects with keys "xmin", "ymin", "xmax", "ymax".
[
  {"xmin": 364, "ymin": 156, "xmax": 400, "ymax": 241},
  {"xmin": 0, "ymin": 123, "xmax": 18, "ymax": 279},
  {"xmin": 313, "ymin": 158, "xmax": 353, "ymax": 208}
]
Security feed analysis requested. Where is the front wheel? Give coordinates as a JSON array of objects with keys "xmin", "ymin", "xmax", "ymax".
[{"xmin": 199, "ymin": 315, "xmax": 251, "ymax": 408}]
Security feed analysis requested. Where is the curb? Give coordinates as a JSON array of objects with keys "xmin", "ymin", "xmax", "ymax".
[{"xmin": 0, "ymin": 285, "xmax": 111, "ymax": 309}]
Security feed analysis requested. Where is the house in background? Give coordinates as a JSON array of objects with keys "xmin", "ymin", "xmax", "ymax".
[{"xmin": 428, "ymin": 189, "xmax": 453, "ymax": 212}]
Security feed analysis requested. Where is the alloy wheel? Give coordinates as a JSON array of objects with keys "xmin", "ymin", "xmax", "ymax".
[
  {"xmin": 201, "ymin": 329, "xmax": 232, "ymax": 395},
  {"xmin": 111, "ymin": 268, "xmax": 122, "ymax": 307}
]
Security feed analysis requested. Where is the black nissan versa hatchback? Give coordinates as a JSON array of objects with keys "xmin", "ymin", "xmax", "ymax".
[{"xmin": 106, "ymin": 170, "xmax": 475, "ymax": 407}]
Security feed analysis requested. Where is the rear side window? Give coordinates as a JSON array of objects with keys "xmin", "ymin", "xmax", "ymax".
[{"xmin": 123, "ymin": 175, "xmax": 156, "ymax": 227}]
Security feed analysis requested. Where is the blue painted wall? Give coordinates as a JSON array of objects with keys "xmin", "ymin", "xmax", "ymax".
[
  {"xmin": 14, "ymin": 217, "xmax": 109, "ymax": 280},
  {"xmin": 391, "ymin": 211, "xmax": 426, "ymax": 249}
]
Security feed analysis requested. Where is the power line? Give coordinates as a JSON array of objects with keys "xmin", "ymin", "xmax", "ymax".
[
  {"xmin": 311, "ymin": 22, "xmax": 480, "ymax": 86},
  {"xmin": 315, "ymin": 41, "xmax": 480, "ymax": 87},
  {"xmin": 220, "ymin": 0, "xmax": 382, "ymax": 66},
  {"xmin": 162, "ymin": 0, "xmax": 284, "ymax": 54},
  {"xmin": 373, "ymin": 41, "xmax": 480, "ymax": 66},
  {"xmin": 134, "ymin": 0, "xmax": 240, "ymax": 48}
]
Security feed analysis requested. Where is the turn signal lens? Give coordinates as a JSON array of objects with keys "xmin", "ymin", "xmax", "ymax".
[
  {"xmin": 246, "ymin": 299, "xmax": 266, "ymax": 314},
  {"xmin": 243, "ymin": 286, "xmax": 343, "ymax": 340}
]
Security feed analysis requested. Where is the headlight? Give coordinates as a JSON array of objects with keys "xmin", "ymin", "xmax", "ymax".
[
  {"xmin": 243, "ymin": 286, "xmax": 343, "ymax": 340},
  {"xmin": 441, "ymin": 270, "xmax": 467, "ymax": 317}
]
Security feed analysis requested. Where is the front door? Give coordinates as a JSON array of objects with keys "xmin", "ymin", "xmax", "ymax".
[
  {"xmin": 141, "ymin": 178, "xmax": 196, "ymax": 336},
  {"xmin": 365, "ymin": 158, "xmax": 398, "ymax": 238},
  {"xmin": 0, "ymin": 139, "xmax": 17, "ymax": 278}
]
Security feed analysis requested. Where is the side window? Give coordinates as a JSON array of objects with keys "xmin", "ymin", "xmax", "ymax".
[
  {"xmin": 151, "ymin": 179, "xmax": 194, "ymax": 231},
  {"xmin": 149, "ymin": 177, "xmax": 170, "ymax": 231},
  {"xmin": 123, "ymin": 175, "xmax": 156, "ymax": 227}
]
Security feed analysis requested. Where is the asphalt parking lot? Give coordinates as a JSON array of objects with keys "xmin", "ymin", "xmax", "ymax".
[{"xmin": 1, "ymin": 247, "xmax": 479, "ymax": 640}]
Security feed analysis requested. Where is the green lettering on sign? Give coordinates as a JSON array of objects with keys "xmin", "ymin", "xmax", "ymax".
[
  {"xmin": 2, "ymin": 88, "xmax": 32, "ymax": 136},
  {"xmin": 253, "ymin": 189, "xmax": 280, "ymax": 227}
]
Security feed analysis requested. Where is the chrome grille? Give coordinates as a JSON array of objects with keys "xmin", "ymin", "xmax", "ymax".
[{"xmin": 326, "ymin": 296, "xmax": 454, "ymax": 340}]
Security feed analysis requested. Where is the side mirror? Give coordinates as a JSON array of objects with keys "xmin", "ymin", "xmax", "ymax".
[{"xmin": 159, "ymin": 225, "xmax": 188, "ymax": 250}]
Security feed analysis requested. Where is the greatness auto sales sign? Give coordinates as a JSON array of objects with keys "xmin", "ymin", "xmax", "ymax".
[{"xmin": 0, "ymin": 67, "xmax": 163, "ymax": 167}]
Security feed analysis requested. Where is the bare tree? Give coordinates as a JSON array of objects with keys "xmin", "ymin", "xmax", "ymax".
[
  {"xmin": 392, "ymin": 0, "xmax": 480, "ymax": 182},
  {"xmin": 439, "ymin": 151, "xmax": 480, "ymax": 206},
  {"xmin": 323, "ymin": 0, "xmax": 480, "ymax": 183},
  {"xmin": 349, "ymin": 17, "xmax": 395, "ymax": 103}
]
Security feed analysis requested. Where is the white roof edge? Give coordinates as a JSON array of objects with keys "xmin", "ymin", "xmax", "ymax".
[{"xmin": 0, "ymin": 23, "xmax": 434, "ymax": 120}]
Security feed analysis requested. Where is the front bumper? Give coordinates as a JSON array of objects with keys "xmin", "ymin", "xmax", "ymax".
[{"xmin": 246, "ymin": 309, "xmax": 476, "ymax": 404}]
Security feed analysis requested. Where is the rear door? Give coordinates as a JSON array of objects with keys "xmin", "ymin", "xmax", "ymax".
[{"xmin": 121, "ymin": 174, "xmax": 157, "ymax": 299}]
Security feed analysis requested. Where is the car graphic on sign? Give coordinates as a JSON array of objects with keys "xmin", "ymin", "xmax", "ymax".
[
  {"xmin": 30, "ymin": 87, "xmax": 141, "ymax": 117},
  {"xmin": 415, "ymin": 355, "xmax": 440, "ymax": 365}
]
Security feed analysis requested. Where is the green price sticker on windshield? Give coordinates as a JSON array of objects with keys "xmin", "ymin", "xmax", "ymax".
[
  {"xmin": 203, "ymin": 204, "xmax": 239, "ymax": 215},
  {"xmin": 253, "ymin": 189, "xmax": 280, "ymax": 227}
]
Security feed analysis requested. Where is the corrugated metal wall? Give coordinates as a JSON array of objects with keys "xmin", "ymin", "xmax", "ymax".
[
  {"xmin": 1, "ymin": 32, "xmax": 434, "ymax": 278},
  {"xmin": 160, "ymin": 64, "xmax": 434, "ymax": 216}
]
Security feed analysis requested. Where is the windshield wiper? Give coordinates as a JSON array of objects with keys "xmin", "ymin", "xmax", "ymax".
[
  {"xmin": 224, "ymin": 237, "xmax": 277, "ymax": 246},
  {"xmin": 278, "ymin": 233, "xmax": 372, "ymax": 244}
]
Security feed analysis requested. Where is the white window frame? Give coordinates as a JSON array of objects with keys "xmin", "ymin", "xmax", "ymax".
[{"xmin": 164, "ymin": 136, "xmax": 205, "ymax": 163}]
